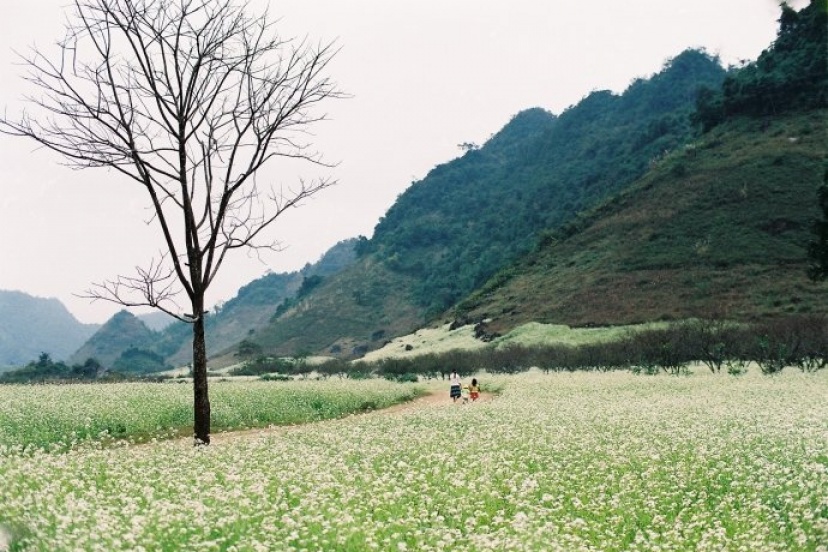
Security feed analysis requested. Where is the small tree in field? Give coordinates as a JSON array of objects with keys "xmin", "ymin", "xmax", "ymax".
[{"xmin": 0, "ymin": 0, "xmax": 342, "ymax": 444}]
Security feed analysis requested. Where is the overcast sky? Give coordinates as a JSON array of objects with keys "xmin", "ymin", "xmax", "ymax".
[{"xmin": 0, "ymin": 0, "xmax": 798, "ymax": 324}]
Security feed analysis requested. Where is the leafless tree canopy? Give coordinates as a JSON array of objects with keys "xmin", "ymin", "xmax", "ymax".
[{"xmin": 2, "ymin": 0, "xmax": 341, "ymax": 320}]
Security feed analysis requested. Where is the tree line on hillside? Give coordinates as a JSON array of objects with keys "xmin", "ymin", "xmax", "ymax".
[
  {"xmin": 5, "ymin": 313, "xmax": 823, "ymax": 384},
  {"xmin": 0, "ymin": 353, "xmax": 129, "ymax": 384},
  {"xmin": 358, "ymin": 0, "xmax": 823, "ymax": 324},
  {"xmin": 233, "ymin": 314, "xmax": 827, "ymax": 381}
]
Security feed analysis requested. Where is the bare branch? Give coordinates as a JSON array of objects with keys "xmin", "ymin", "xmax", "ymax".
[
  {"xmin": 78, "ymin": 254, "xmax": 194, "ymax": 323},
  {"xmin": 0, "ymin": 0, "xmax": 343, "ymax": 443}
]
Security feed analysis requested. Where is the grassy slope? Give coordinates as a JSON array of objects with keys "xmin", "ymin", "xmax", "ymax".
[
  {"xmin": 458, "ymin": 110, "xmax": 828, "ymax": 333},
  {"xmin": 239, "ymin": 258, "xmax": 425, "ymax": 360}
]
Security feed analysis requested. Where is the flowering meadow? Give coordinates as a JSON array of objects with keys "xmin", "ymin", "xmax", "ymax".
[
  {"xmin": 1, "ymin": 370, "xmax": 826, "ymax": 551},
  {"xmin": 0, "ymin": 379, "xmax": 423, "ymax": 451}
]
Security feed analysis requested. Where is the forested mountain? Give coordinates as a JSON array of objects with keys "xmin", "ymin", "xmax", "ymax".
[
  {"xmin": 250, "ymin": 49, "xmax": 728, "ymax": 357},
  {"xmin": 0, "ymin": 290, "xmax": 98, "ymax": 368},
  {"xmin": 457, "ymin": 109, "xmax": 828, "ymax": 333},
  {"xmin": 73, "ymin": 1, "xmax": 826, "ymax": 366},
  {"xmin": 694, "ymin": 0, "xmax": 826, "ymax": 131},
  {"xmin": 458, "ymin": 0, "xmax": 828, "ymax": 334},
  {"xmin": 360, "ymin": 49, "xmax": 726, "ymax": 317}
]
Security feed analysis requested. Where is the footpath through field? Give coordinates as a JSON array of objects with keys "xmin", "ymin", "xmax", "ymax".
[{"xmin": 155, "ymin": 387, "xmax": 495, "ymax": 448}]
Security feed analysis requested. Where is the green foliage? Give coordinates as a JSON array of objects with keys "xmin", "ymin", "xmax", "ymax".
[
  {"xmin": 297, "ymin": 274, "xmax": 323, "ymax": 297},
  {"xmin": 112, "ymin": 348, "xmax": 171, "ymax": 374},
  {"xmin": 353, "ymin": 315, "xmax": 826, "ymax": 377},
  {"xmin": 230, "ymin": 356, "xmax": 296, "ymax": 376},
  {"xmin": 235, "ymin": 339, "xmax": 263, "ymax": 359},
  {"xmin": 460, "ymin": 109, "xmax": 828, "ymax": 328},
  {"xmin": 260, "ymin": 373, "xmax": 292, "ymax": 381},
  {"xmin": 0, "ymin": 354, "xmax": 111, "ymax": 384},
  {"xmin": 694, "ymin": 0, "xmax": 827, "ymax": 131},
  {"xmin": 362, "ymin": 51, "xmax": 725, "ymax": 316},
  {"xmin": 808, "ymin": 167, "xmax": 828, "ymax": 280}
]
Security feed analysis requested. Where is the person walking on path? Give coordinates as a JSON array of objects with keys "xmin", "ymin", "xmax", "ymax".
[
  {"xmin": 449, "ymin": 370, "xmax": 462, "ymax": 402},
  {"xmin": 469, "ymin": 378, "xmax": 481, "ymax": 402}
]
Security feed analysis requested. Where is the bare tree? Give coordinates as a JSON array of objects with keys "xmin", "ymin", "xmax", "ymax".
[{"xmin": 0, "ymin": 0, "xmax": 342, "ymax": 444}]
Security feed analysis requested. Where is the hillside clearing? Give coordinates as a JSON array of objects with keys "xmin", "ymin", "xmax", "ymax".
[{"xmin": 360, "ymin": 321, "xmax": 666, "ymax": 362}]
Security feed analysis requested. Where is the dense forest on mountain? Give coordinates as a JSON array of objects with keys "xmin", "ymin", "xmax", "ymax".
[
  {"xmin": 246, "ymin": 51, "xmax": 731, "ymax": 358},
  {"xmin": 64, "ymin": 2, "xmax": 825, "ymax": 366},
  {"xmin": 458, "ymin": 0, "xmax": 828, "ymax": 332},
  {"xmin": 457, "ymin": 109, "xmax": 827, "ymax": 331},
  {"xmin": 359, "ymin": 49, "xmax": 726, "ymax": 317},
  {"xmin": 694, "ymin": 0, "xmax": 827, "ymax": 131}
]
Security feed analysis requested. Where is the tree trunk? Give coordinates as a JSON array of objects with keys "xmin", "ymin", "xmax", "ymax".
[{"xmin": 192, "ymin": 312, "xmax": 211, "ymax": 445}]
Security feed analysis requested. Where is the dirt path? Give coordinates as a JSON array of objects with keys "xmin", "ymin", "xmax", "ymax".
[
  {"xmin": 199, "ymin": 389, "xmax": 495, "ymax": 447},
  {"xmin": 381, "ymin": 388, "xmax": 494, "ymax": 414}
]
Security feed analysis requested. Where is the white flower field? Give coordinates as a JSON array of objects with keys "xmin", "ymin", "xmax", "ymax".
[{"xmin": 0, "ymin": 370, "xmax": 826, "ymax": 551}]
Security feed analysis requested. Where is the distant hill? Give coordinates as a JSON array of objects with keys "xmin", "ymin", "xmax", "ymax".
[
  {"xmin": 69, "ymin": 238, "xmax": 359, "ymax": 368},
  {"xmin": 252, "ymin": 48, "xmax": 728, "ymax": 357},
  {"xmin": 248, "ymin": 257, "xmax": 424, "ymax": 360},
  {"xmin": 137, "ymin": 311, "xmax": 175, "ymax": 332},
  {"xmin": 162, "ymin": 237, "xmax": 359, "ymax": 365},
  {"xmin": 0, "ymin": 290, "xmax": 98, "ymax": 368},
  {"xmin": 68, "ymin": 310, "xmax": 156, "ymax": 368}
]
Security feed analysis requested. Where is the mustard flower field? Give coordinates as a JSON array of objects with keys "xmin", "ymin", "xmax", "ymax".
[
  {"xmin": 1, "ymin": 371, "xmax": 826, "ymax": 551},
  {"xmin": 0, "ymin": 379, "xmax": 423, "ymax": 451}
]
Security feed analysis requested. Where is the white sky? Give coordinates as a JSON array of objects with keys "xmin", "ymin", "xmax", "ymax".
[{"xmin": 0, "ymin": 0, "xmax": 798, "ymax": 324}]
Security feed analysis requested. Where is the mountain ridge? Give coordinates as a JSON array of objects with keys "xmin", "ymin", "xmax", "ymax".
[
  {"xmin": 250, "ymin": 48, "xmax": 729, "ymax": 358},
  {"xmin": 0, "ymin": 290, "xmax": 99, "ymax": 367},
  {"xmin": 64, "ymin": 2, "xmax": 828, "ymax": 367}
]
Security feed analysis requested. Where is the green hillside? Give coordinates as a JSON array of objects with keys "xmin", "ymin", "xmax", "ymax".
[
  {"xmin": 361, "ymin": 49, "xmax": 726, "ymax": 317},
  {"xmin": 456, "ymin": 0, "xmax": 828, "ymax": 334},
  {"xmin": 88, "ymin": 1, "xmax": 825, "ymax": 363},
  {"xmin": 456, "ymin": 109, "xmax": 828, "ymax": 333},
  {"xmin": 246, "ymin": 258, "xmax": 423, "ymax": 360},
  {"xmin": 250, "ymin": 50, "xmax": 727, "ymax": 357},
  {"xmin": 70, "ymin": 239, "xmax": 358, "ymax": 368},
  {"xmin": 68, "ymin": 310, "xmax": 156, "ymax": 369},
  {"xmin": 163, "ymin": 238, "xmax": 358, "ymax": 364}
]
